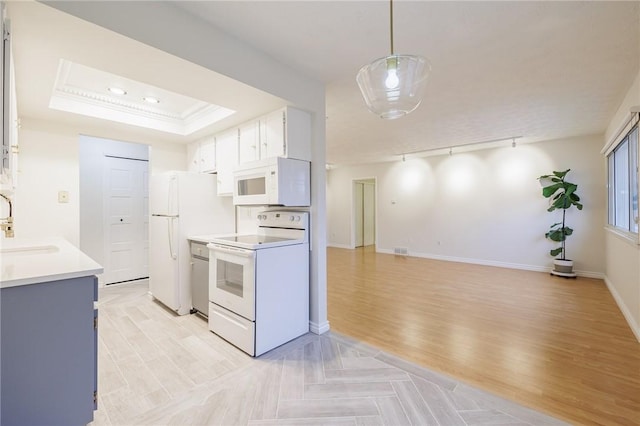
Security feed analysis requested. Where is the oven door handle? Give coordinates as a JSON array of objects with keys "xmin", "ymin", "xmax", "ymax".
[{"xmin": 208, "ymin": 244, "xmax": 255, "ymax": 258}]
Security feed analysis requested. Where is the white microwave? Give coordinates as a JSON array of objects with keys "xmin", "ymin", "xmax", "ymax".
[{"xmin": 233, "ymin": 157, "xmax": 310, "ymax": 206}]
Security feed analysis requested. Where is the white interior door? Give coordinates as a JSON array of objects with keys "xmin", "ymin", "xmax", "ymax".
[
  {"xmin": 354, "ymin": 179, "xmax": 375, "ymax": 248},
  {"xmin": 355, "ymin": 182, "xmax": 364, "ymax": 247},
  {"xmin": 103, "ymin": 156, "xmax": 149, "ymax": 284},
  {"xmin": 363, "ymin": 182, "xmax": 375, "ymax": 246}
]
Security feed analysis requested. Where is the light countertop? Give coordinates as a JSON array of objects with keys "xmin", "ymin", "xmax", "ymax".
[
  {"xmin": 188, "ymin": 234, "xmax": 236, "ymax": 244},
  {"xmin": 0, "ymin": 237, "xmax": 103, "ymax": 289}
]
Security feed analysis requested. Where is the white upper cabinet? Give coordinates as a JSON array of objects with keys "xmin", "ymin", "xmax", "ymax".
[
  {"xmin": 187, "ymin": 141, "xmax": 199, "ymax": 172},
  {"xmin": 237, "ymin": 106, "xmax": 311, "ymax": 166},
  {"xmin": 187, "ymin": 136, "xmax": 216, "ymax": 173},
  {"xmin": 1, "ymin": 11, "xmax": 18, "ymax": 193},
  {"xmin": 238, "ymin": 120, "xmax": 260, "ymax": 164},
  {"xmin": 215, "ymin": 128, "xmax": 239, "ymax": 196},
  {"xmin": 199, "ymin": 137, "xmax": 216, "ymax": 173},
  {"xmin": 277, "ymin": 106, "xmax": 311, "ymax": 162},
  {"xmin": 260, "ymin": 109, "xmax": 286, "ymax": 159},
  {"xmin": 187, "ymin": 106, "xmax": 311, "ymax": 190}
]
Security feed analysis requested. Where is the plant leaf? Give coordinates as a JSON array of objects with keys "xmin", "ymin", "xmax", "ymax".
[
  {"xmin": 550, "ymin": 247, "xmax": 563, "ymax": 257},
  {"xmin": 553, "ymin": 169, "xmax": 570, "ymax": 179},
  {"xmin": 542, "ymin": 184, "xmax": 562, "ymax": 198},
  {"xmin": 548, "ymin": 229, "xmax": 566, "ymax": 242}
]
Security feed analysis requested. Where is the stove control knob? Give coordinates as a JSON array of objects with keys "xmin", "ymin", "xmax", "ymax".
[
  {"xmin": 289, "ymin": 215, "xmax": 295, "ymax": 221},
  {"xmin": 295, "ymin": 216, "xmax": 301, "ymax": 222}
]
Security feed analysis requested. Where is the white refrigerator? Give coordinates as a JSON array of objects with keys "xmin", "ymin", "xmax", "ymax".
[{"xmin": 149, "ymin": 171, "xmax": 234, "ymax": 315}]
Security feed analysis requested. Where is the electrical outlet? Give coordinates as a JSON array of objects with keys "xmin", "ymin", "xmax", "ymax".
[{"xmin": 58, "ymin": 191, "xmax": 69, "ymax": 203}]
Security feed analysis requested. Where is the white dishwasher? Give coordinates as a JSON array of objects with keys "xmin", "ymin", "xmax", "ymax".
[{"xmin": 189, "ymin": 240, "xmax": 209, "ymax": 317}]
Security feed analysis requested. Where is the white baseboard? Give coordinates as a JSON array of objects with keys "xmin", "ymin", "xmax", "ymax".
[
  {"xmin": 375, "ymin": 248, "xmax": 604, "ymax": 279},
  {"xmin": 327, "ymin": 243, "xmax": 352, "ymax": 249},
  {"xmin": 604, "ymin": 276, "xmax": 640, "ymax": 342},
  {"xmin": 309, "ymin": 320, "xmax": 330, "ymax": 335}
]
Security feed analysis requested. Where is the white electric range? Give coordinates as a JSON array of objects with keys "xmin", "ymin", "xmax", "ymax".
[{"xmin": 206, "ymin": 211, "xmax": 309, "ymax": 356}]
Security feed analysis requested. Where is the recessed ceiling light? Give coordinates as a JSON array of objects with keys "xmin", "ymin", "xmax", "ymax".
[
  {"xmin": 143, "ymin": 96, "xmax": 160, "ymax": 104},
  {"xmin": 107, "ymin": 87, "xmax": 127, "ymax": 95}
]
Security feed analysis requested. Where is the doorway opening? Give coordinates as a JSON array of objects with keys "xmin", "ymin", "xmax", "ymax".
[{"xmin": 352, "ymin": 178, "xmax": 376, "ymax": 248}]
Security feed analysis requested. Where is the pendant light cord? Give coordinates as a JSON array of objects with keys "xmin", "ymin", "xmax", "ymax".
[{"xmin": 389, "ymin": 0, "xmax": 394, "ymax": 55}]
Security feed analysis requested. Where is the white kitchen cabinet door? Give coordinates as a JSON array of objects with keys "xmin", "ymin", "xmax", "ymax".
[
  {"xmin": 1, "ymin": 18, "xmax": 18, "ymax": 193},
  {"xmin": 215, "ymin": 129, "xmax": 238, "ymax": 196},
  {"xmin": 187, "ymin": 137, "xmax": 216, "ymax": 173},
  {"xmin": 199, "ymin": 137, "xmax": 216, "ymax": 173},
  {"xmin": 261, "ymin": 109, "xmax": 285, "ymax": 159},
  {"xmin": 238, "ymin": 121, "xmax": 260, "ymax": 164},
  {"xmin": 186, "ymin": 141, "xmax": 200, "ymax": 172},
  {"xmin": 257, "ymin": 107, "xmax": 311, "ymax": 161}
]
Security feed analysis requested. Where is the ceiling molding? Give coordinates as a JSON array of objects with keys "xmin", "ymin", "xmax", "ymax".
[{"xmin": 48, "ymin": 59, "xmax": 235, "ymax": 136}]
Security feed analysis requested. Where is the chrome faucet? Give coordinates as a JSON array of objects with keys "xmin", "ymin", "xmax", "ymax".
[{"xmin": 0, "ymin": 193, "xmax": 14, "ymax": 238}]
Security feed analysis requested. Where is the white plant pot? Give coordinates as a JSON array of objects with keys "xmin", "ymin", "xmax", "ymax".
[{"xmin": 551, "ymin": 259, "xmax": 577, "ymax": 278}]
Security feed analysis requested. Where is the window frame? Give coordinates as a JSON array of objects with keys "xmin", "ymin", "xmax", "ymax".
[{"xmin": 606, "ymin": 123, "xmax": 639, "ymax": 241}]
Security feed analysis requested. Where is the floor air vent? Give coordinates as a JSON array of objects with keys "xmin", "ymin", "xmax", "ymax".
[{"xmin": 393, "ymin": 247, "xmax": 408, "ymax": 255}]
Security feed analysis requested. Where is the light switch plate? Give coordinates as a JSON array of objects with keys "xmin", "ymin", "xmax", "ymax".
[{"xmin": 58, "ymin": 190, "xmax": 69, "ymax": 203}]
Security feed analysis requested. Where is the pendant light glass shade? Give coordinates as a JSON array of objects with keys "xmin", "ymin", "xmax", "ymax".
[
  {"xmin": 357, "ymin": 0, "xmax": 431, "ymax": 119},
  {"xmin": 357, "ymin": 54, "xmax": 430, "ymax": 119}
]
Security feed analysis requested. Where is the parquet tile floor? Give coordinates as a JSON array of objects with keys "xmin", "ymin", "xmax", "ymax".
[{"xmin": 91, "ymin": 281, "xmax": 564, "ymax": 425}]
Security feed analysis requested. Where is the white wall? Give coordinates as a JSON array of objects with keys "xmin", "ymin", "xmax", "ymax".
[
  {"xmin": 12, "ymin": 120, "xmax": 81, "ymax": 244},
  {"xmin": 603, "ymin": 70, "xmax": 640, "ymax": 341},
  {"xmin": 12, "ymin": 119, "xmax": 185, "ymax": 248},
  {"xmin": 328, "ymin": 135, "xmax": 605, "ymax": 277}
]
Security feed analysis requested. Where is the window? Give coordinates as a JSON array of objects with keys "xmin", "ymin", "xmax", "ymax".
[{"xmin": 607, "ymin": 125, "xmax": 639, "ymax": 233}]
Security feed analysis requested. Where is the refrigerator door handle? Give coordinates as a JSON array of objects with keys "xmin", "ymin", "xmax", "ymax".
[{"xmin": 168, "ymin": 217, "xmax": 178, "ymax": 260}]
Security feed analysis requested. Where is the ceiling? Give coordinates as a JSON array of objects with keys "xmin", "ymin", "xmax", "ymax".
[{"xmin": 8, "ymin": 1, "xmax": 640, "ymax": 165}]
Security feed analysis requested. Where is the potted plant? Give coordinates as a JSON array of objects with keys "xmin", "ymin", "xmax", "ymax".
[{"xmin": 538, "ymin": 169, "xmax": 583, "ymax": 278}]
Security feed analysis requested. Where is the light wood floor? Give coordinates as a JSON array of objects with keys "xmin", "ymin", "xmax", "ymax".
[{"xmin": 327, "ymin": 246, "xmax": 640, "ymax": 426}]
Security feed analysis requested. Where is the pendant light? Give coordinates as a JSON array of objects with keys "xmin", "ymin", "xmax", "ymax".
[{"xmin": 356, "ymin": 0, "xmax": 431, "ymax": 119}]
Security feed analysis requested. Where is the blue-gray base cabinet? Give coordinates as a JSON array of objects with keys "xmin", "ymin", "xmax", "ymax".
[{"xmin": 1, "ymin": 276, "xmax": 98, "ymax": 426}]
